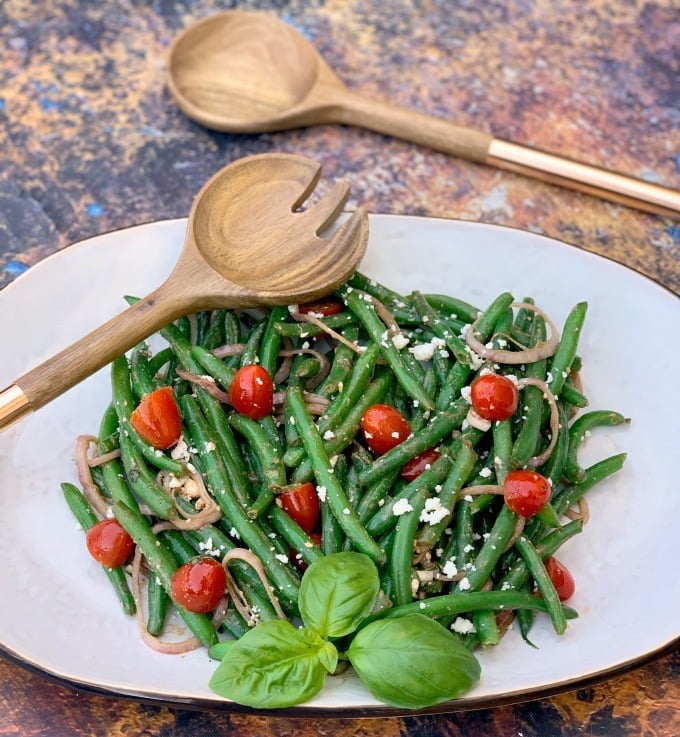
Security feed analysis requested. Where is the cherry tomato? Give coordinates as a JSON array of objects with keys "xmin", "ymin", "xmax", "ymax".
[
  {"xmin": 279, "ymin": 482, "xmax": 320, "ymax": 534},
  {"xmin": 130, "ymin": 386, "xmax": 182, "ymax": 449},
  {"xmin": 401, "ymin": 447, "xmax": 441, "ymax": 481},
  {"xmin": 544, "ymin": 557, "xmax": 575, "ymax": 602},
  {"xmin": 297, "ymin": 297, "xmax": 343, "ymax": 317},
  {"xmin": 86, "ymin": 519, "xmax": 134, "ymax": 568},
  {"xmin": 361, "ymin": 404, "xmax": 411, "ymax": 455},
  {"xmin": 470, "ymin": 373, "xmax": 519, "ymax": 422},
  {"xmin": 290, "ymin": 532, "xmax": 323, "ymax": 572},
  {"xmin": 503, "ymin": 469, "xmax": 551, "ymax": 517},
  {"xmin": 229, "ymin": 364, "xmax": 274, "ymax": 419},
  {"xmin": 171, "ymin": 557, "xmax": 227, "ymax": 614}
]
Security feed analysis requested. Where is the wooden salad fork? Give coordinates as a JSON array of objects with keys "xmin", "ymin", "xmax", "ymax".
[{"xmin": 0, "ymin": 153, "xmax": 368, "ymax": 430}]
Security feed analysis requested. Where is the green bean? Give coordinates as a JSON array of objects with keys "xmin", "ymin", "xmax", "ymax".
[
  {"xmin": 365, "ymin": 453, "xmax": 453, "ymax": 537},
  {"xmin": 290, "ymin": 374, "xmax": 391, "ymax": 484},
  {"xmin": 365, "ymin": 589, "xmax": 577, "ymax": 625},
  {"xmin": 492, "ymin": 419, "xmax": 513, "ymax": 486},
  {"xmin": 223, "ymin": 310, "xmax": 241, "ymax": 345},
  {"xmin": 553, "ymin": 453, "xmax": 627, "ymax": 516},
  {"xmin": 390, "ymin": 488, "xmax": 429, "ymax": 606},
  {"xmin": 347, "ymin": 271, "xmax": 413, "ymax": 312},
  {"xmin": 423, "ymin": 293, "xmax": 481, "ymax": 325},
  {"xmin": 259, "ymin": 306, "xmax": 288, "ymax": 377},
  {"xmin": 229, "ymin": 414, "xmax": 285, "ymax": 492},
  {"xmin": 514, "ymin": 536, "xmax": 567, "ymax": 634},
  {"xmin": 472, "ymin": 610, "xmax": 500, "ymax": 647},
  {"xmin": 498, "ymin": 519, "xmax": 584, "ymax": 592},
  {"xmin": 239, "ymin": 320, "xmax": 267, "ymax": 367},
  {"xmin": 117, "ymin": 428, "xmax": 177, "ymax": 519},
  {"xmin": 179, "ymin": 395, "xmax": 301, "ymax": 610},
  {"xmin": 146, "ymin": 347, "xmax": 174, "ymax": 382},
  {"xmin": 457, "ymin": 504, "xmax": 519, "ymax": 592},
  {"xmin": 358, "ymin": 400, "xmax": 469, "ymax": 488},
  {"xmin": 541, "ymin": 402, "xmax": 571, "ymax": 488},
  {"xmin": 416, "ymin": 440, "xmax": 477, "ymax": 550},
  {"xmin": 337, "ymin": 285, "xmax": 435, "ymax": 410},
  {"xmin": 200, "ymin": 309, "xmax": 227, "ymax": 350},
  {"xmin": 191, "ymin": 345, "xmax": 236, "ymax": 390},
  {"xmin": 316, "ymin": 326, "xmax": 358, "ymax": 397},
  {"xmin": 111, "ymin": 502, "xmax": 217, "ymax": 647},
  {"xmin": 146, "ymin": 571, "xmax": 169, "ymax": 636},
  {"xmin": 267, "ymin": 508, "xmax": 325, "ymax": 568},
  {"xmin": 274, "ymin": 312, "xmax": 357, "ymax": 338},
  {"xmin": 564, "ymin": 411, "xmax": 630, "ymax": 482},
  {"xmin": 321, "ymin": 491, "xmax": 344, "ymax": 555},
  {"xmin": 510, "ymin": 317, "xmax": 548, "ymax": 469},
  {"xmin": 356, "ymin": 470, "xmax": 402, "ymax": 525},
  {"xmin": 411, "ymin": 290, "xmax": 470, "ymax": 364},
  {"xmin": 130, "ymin": 342, "xmax": 156, "ymax": 398},
  {"xmin": 286, "ymin": 385, "xmax": 386, "ymax": 565},
  {"xmin": 547, "ymin": 302, "xmax": 588, "ymax": 400},
  {"xmin": 61, "ymin": 483, "xmax": 136, "ymax": 616},
  {"xmin": 560, "ymin": 381, "xmax": 589, "ymax": 409},
  {"xmin": 316, "ymin": 342, "xmax": 380, "ymax": 437}
]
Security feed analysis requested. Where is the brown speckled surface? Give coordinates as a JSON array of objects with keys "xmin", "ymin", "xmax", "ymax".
[{"xmin": 1, "ymin": 1, "xmax": 679, "ymax": 735}]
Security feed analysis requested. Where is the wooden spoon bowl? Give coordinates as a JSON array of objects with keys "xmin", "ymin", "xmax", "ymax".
[{"xmin": 0, "ymin": 153, "xmax": 368, "ymax": 429}]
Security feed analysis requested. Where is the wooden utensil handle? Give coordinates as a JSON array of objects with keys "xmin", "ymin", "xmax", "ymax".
[
  {"xmin": 333, "ymin": 87, "xmax": 493, "ymax": 162},
  {"xmin": 0, "ymin": 288, "xmax": 185, "ymax": 430},
  {"xmin": 335, "ymin": 89, "xmax": 680, "ymax": 219}
]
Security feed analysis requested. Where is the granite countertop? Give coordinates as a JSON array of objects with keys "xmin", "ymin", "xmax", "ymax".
[{"xmin": 1, "ymin": 1, "xmax": 679, "ymax": 735}]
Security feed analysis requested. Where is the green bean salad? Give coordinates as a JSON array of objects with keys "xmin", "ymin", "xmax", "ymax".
[{"xmin": 62, "ymin": 272, "xmax": 628, "ymax": 709}]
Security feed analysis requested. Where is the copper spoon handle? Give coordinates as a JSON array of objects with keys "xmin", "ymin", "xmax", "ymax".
[{"xmin": 330, "ymin": 87, "xmax": 680, "ymax": 219}]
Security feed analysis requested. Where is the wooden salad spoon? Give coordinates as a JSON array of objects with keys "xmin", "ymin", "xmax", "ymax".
[
  {"xmin": 166, "ymin": 10, "xmax": 680, "ymax": 220},
  {"xmin": 0, "ymin": 153, "xmax": 368, "ymax": 430}
]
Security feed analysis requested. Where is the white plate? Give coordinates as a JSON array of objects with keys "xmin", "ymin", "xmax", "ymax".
[{"xmin": 1, "ymin": 215, "xmax": 678, "ymax": 715}]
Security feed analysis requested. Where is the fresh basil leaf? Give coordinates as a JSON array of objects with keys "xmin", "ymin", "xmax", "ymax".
[
  {"xmin": 299, "ymin": 552, "xmax": 380, "ymax": 638},
  {"xmin": 347, "ymin": 614, "xmax": 481, "ymax": 709},
  {"xmin": 318, "ymin": 639, "xmax": 339, "ymax": 674},
  {"xmin": 208, "ymin": 620, "xmax": 331, "ymax": 708}
]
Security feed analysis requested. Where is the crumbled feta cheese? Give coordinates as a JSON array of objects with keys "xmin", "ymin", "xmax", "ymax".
[
  {"xmin": 275, "ymin": 553, "xmax": 289, "ymax": 564},
  {"xmin": 408, "ymin": 337, "xmax": 446, "ymax": 362},
  {"xmin": 419, "ymin": 497, "xmax": 449, "ymax": 525},
  {"xmin": 442, "ymin": 559, "xmax": 458, "ymax": 578},
  {"xmin": 392, "ymin": 332, "xmax": 410, "ymax": 350},
  {"xmin": 316, "ymin": 485, "xmax": 327, "ymax": 502},
  {"xmin": 392, "ymin": 498, "xmax": 414, "ymax": 516},
  {"xmin": 458, "ymin": 577, "xmax": 471, "ymax": 591},
  {"xmin": 451, "ymin": 617, "xmax": 476, "ymax": 635},
  {"xmin": 323, "ymin": 429, "xmax": 335, "ymax": 440},
  {"xmin": 479, "ymin": 466, "xmax": 493, "ymax": 478}
]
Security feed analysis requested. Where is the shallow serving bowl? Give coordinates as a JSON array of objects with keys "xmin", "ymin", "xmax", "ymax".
[{"xmin": 0, "ymin": 214, "xmax": 678, "ymax": 715}]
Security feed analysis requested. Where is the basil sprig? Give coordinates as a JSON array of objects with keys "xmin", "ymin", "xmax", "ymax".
[{"xmin": 209, "ymin": 552, "xmax": 481, "ymax": 709}]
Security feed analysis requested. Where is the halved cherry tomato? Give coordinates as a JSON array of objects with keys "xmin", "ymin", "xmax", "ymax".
[
  {"xmin": 130, "ymin": 386, "xmax": 182, "ymax": 449},
  {"xmin": 361, "ymin": 404, "xmax": 411, "ymax": 455},
  {"xmin": 297, "ymin": 297, "xmax": 343, "ymax": 317},
  {"xmin": 290, "ymin": 531, "xmax": 323, "ymax": 572},
  {"xmin": 279, "ymin": 482, "xmax": 320, "ymax": 534},
  {"xmin": 470, "ymin": 373, "xmax": 519, "ymax": 422},
  {"xmin": 86, "ymin": 519, "xmax": 134, "ymax": 568},
  {"xmin": 544, "ymin": 557, "xmax": 575, "ymax": 602},
  {"xmin": 171, "ymin": 557, "xmax": 227, "ymax": 614},
  {"xmin": 401, "ymin": 447, "xmax": 441, "ymax": 480},
  {"xmin": 229, "ymin": 364, "xmax": 274, "ymax": 419},
  {"xmin": 503, "ymin": 469, "xmax": 551, "ymax": 517}
]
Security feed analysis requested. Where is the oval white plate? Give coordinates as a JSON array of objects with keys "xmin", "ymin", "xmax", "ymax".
[{"xmin": 1, "ymin": 215, "xmax": 678, "ymax": 715}]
